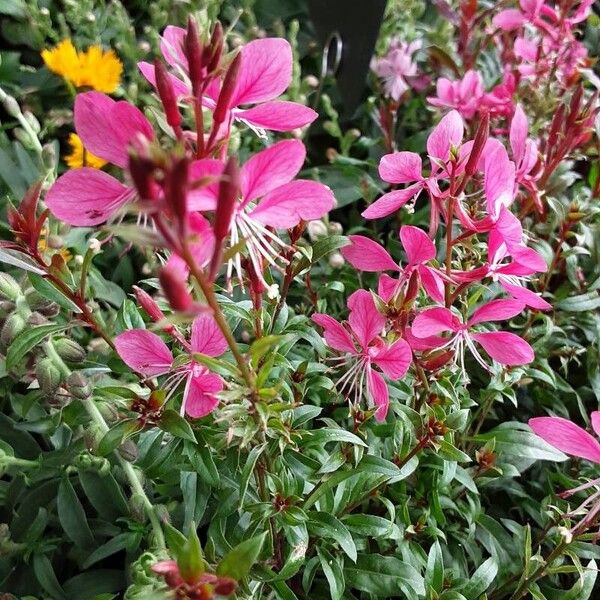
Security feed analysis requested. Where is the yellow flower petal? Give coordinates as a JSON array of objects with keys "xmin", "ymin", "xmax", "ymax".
[
  {"xmin": 65, "ymin": 133, "xmax": 107, "ymax": 169},
  {"xmin": 41, "ymin": 39, "xmax": 80, "ymax": 85}
]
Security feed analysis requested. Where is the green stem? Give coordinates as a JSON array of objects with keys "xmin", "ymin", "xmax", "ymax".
[{"xmin": 46, "ymin": 339, "xmax": 166, "ymax": 551}]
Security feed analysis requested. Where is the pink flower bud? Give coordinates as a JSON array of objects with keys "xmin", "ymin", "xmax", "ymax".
[
  {"xmin": 464, "ymin": 111, "xmax": 489, "ymax": 177},
  {"xmin": 159, "ymin": 266, "xmax": 193, "ymax": 312},
  {"xmin": 205, "ymin": 21, "xmax": 224, "ymax": 74},
  {"xmin": 164, "ymin": 156, "xmax": 189, "ymax": 236},
  {"xmin": 213, "ymin": 53, "xmax": 241, "ymax": 125},
  {"xmin": 185, "ymin": 17, "xmax": 204, "ymax": 97},
  {"xmin": 133, "ymin": 285, "xmax": 165, "ymax": 322},
  {"xmin": 128, "ymin": 151, "xmax": 158, "ymax": 201},
  {"xmin": 154, "ymin": 58, "xmax": 181, "ymax": 129}
]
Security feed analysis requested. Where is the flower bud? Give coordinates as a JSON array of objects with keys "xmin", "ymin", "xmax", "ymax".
[
  {"xmin": 1, "ymin": 313, "xmax": 25, "ymax": 347},
  {"xmin": 118, "ymin": 439, "xmax": 139, "ymax": 463},
  {"xmin": 24, "ymin": 111, "xmax": 41, "ymax": 134},
  {"xmin": 0, "ymin": 273, "xmax": 22, "ymax": 301},
  {"xmin": 205, "ymin": 21, "xmax": 224, "ymax": 74},
  {"xmin": 154, "ymin": 59, "xmax": 181, "ymax": 129},
  {"xmin": 133, "ymin": 285, "xmax": 165, "ymax": 322},
  {"xmin": 42, "ymin": 143, "xmax": 57, "ymax": 171},
  {"xmin": 36, "ymin": 357, "xmax": 62, "ymax": 394},
  {"xmin": 54, "ymin": 338, "xmax": 86, "ymax": 363},
  {"xmin": 164, "ymin": 156, "xmax": 189, "ymax": 236},
  {"xmin": 65, "ymin": 371, "xmax": 92, "ymax": 399},
  {"xmin": 213, "ymin": 53, "xmax": 241, "ymax": 125},
  {"xmin": 307, "ymin": 220, "xmax": 328, "ymax": 240},
  {"xmin": 27, "ymin": 312, "xmax": 48, "ymax": 326},
  {"xmin": 0, "ymin": 301, "xmax": 15, "ymax": 318},
  {"xmin": 464, "ymin": 111, "xmax": 489, "ymax": 177},
  {"xmin": 159, "ymin": 266, "xmax": 193, "ymax": 312},
  {"xmin": 214, "ymin": 577, "xmax": 238, "ymax": 596},
  {"xmin": 185, "ymin": 17, "xmax": 204, "ymax": 96},
  {"xmin": 128, "ymin": 151, "xmax": 158, "ymax": 202},
  {"xmin": 2, "ymin": 94, "xmax": 20, "ymax": 118},
  {"xmin": 328, "ymin": 252, "xmax": 345, "ymax": 268}
]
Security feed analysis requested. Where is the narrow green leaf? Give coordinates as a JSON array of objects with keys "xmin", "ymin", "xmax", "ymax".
[
  {"xmin": 239, "ymin": 444, "xmax": 265, "ymax": 509},
  {"xmin": 33, "ymin": 553, "xmax": 66, "ymax": 599},
  {"xmin": 461, "ymin": 557, "xmax": 498, "ymax": 599},
  {"xmin": 6, "ymin": 323, "xmax": 67, "ymax": 371},
  {"xmin": 216, "ymin": 532, "xmax": 268, "ymax": 581},
  {"xmin": 308, "ymin": 512, "xmax": 357, "ymax": 562},
  {"xmin": 57, "ymin": 478, "xmax": 94, "ymax": 548},
  {"xmin": 97, "ymin": 419, "xmax": 141, "ymax": 457},
  {"xmin": 158, "ymin": 409, "xmax": 196, "ymax": 443},
  {"xmin": 82, "ymin": 533, "xmax": 134, "ymax": 569},
  {"xmin": 316, "ymin": 546, "xmax": 345, "ymax": 600},
  {"xmin": 28, "ymin": 273, "xmax": 83, "ymax": 313}
]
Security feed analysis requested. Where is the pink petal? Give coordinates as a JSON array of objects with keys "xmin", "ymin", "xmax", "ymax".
[
  {"xmin": 311, "ymin": 314, "xmax": 356, "ymax": 354},
  {"xmin": 183, "ymin": 371, "xmax": 223, "ymax": 418},
  {"xmin": 114, "ymin": 329, "xmax": 173, "ymax": 377},
  {"xmin": 418, "ymin": 266, "xmax": 445, "ymax": 303},
  {"xmin": 231, "ymin": 39, "xmax": 292, "ymax": 106},
  {"xmin": 361, "ymin": 185, "xmax": 421, "ymax": 219},
  {"xmin": 166, "ymin": 214, "xmax": 215, "ymax": 279},
  {"xmin": 493, "ymin": 9, "xmax": 527, "ymax": 30},
  {"xmin": 529, "ymin": 416, "xmax": 600, "ymax": 463},
  {"xmin": 378, "ymin": 274, "xmax": 400, "ymax": 303},
  {"xmin": 367, "ymin": 367, "xmax": 389, "ymax": 422},
  {"xmin": 160, "ymin": 26, "xmax": 188, "ymax": 70},
  {"xmin": 510, "ymin": 246, "xmax": 547, "ymax": 273},
  {"xmin": 405, "ymin": 326, "xmax": 448, "ymax": 351},
  {"xmin": 187, "ymin": 159, "xmax": 224, "ymax": 211},
  {"xmin": 400, "ymin": 225, "xmax": 436, "ymax": 265},
  {"xmin": 412, "ymin": 307, "xmax": 460, "ymax": 337},
  {"xmin": 347, "ymin": 289, "xmax": 386, "ymax": 349},
  {"xmin": 241, "ymin": 139, "xmax": 305, "ymax": 203},
  {"xmin": 484, "ymin": 145, "xmax": 516, "ymax": 219},
  {"xmin": 372, "ymin": 338, "xmax": 412, "ymax": 379},
  {"xmin": 138, "ymin": 62, "xmax": 189, "ymax": 98},
  {"xmin": 45, "ymin": 168, "xmax": 132, "ymax": 226},
  {"xmin": 468, "ymin": 299, "xmax": 525, "ymax": 326},
  {"xmin": 427, "ymin": 110, "xmax": 464, "ymax": 163},
  {"xmin": 494, "ymin": 206, "xmax": 524, "ymax": 247},
  {"xmin": 471, "ymin": 331, "xmax": 534, "ymax": 365},
  {"xmin": 75, "ymin": 92, "xmax": 153, "ymax": 169},
  {"xmin": 249, "ymin": 180, "xmax": 334, "ymax": 228},
  {"xmin": 592, "ymin": 412, "xmax": 600, "ymax": 438},
  {"xmin": 341, "ymin": 235, "xmax": 400, "ymax": 272},
  {"xmin": 236, "ymin": 101, "xmax": 317, "ymax": 131},
  {"xmin": 500, "ymin": 282, "xmax": 552, "ymax": 311},
  {"xmin": 510, "ymin": 104, "xmax": 528, "ymax": 165},
  {"xmin": 190, "ymin": 314, "xmax": 227, "ymax": 357},
  {"xmin": 378, "ymin": 152, "xmax": 422, "ymax": 184}
]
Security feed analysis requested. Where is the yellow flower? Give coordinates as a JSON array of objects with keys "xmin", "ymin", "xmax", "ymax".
[
  {"xmin": 65, "ymin": 133, "xmax": 107, "ymax": 169},
  {"xmin": 41, "ymin": 39, "xmax": 122, "ymax": 93}
]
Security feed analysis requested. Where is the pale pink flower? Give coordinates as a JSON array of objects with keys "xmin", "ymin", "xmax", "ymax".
[
  {"xmin": 371, "ymin": 40, "xmax": 421, "ymax": 101},
  {"xmin": 412, "ymin": 299, "xmax": 534, "ymax": 370},
  {"xmin": 427, "ymin": 70, "xmax": 485, "ymax": 119},
  {"xmin": 341, "ymin": 225, "xmax": 445, "ymax": 303},
  {"xmin": 493, "ymin": 0, "xmax": 545, "ymax": 31},
  {"xmin": 139, "ymin": 28, "xmax": 317, "ymax": 132},
  {"xmin": 115, "ymin": 314, "xmax": 227, "ymax": 418},
  {"xmin": 312, "ymin": 290, "xmax": 412, "ymax": 421},
  {"xmin": 46, "ymin": 92, "xmax": 154, "ymax": 225}
]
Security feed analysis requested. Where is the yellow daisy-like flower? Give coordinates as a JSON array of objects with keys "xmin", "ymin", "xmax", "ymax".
[
  {"xmin": 41, "ymin": 39, "xmax": 122, "ymax": 94},
  {"xmin": 65, "ymin": 133, "xmax": 107, "ymax": 169}
]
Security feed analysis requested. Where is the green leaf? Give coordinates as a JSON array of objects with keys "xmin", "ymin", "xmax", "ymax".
[
  {"xmin": 57, "ymin": 477, "xmax": 94, "ymax": 548},
  {"xmin": 474, "ymin": 422, "xmax": 568, "ymax": 462},
  {"xmin": 239, "ymin": 444, "xmax": 265, "ymax": 509},
  {"xmin": 425, "ymin": 541, "xmax": 444, "ymax": 593},
  {"xmin": 344, "ymin": 554, "xmax": 425, "ymax": 597},
  {"xmin": 0, "ymin": 247, "xmax": 45, "ymax": 274},
  {"xmin": 316, "ymin": 546, "xmax": 345, "ymax": 600},
  {"xmin": 461, "ymin": 557, "xmax": 498, "ymax": 599},
  {"xmin": 308, "ymin": 512, "xmax": 357, "ymax": 562},
  {"xmin": 82, "ymin": 533, "xmax": 134, "ymax": 569},
  {"xmin": 97, "ymin": 419, "xmax": 141, "ymax": 457},
  {"xmin": 78, "ymin": 471, "xmax": 129, "ymax": 521},
  {"xmin": 342, "ymin": 514, "xmax": 401, "ymax": 539},
  {"xmin": 158, "ymin": 409, "xmax": 196, "ymax": 443},
  {"xmin": 216, "ymin": 532, "xmax": 268, "ymax": 581},
  {"xmin": 304, "ymin": 428, "xmax": 367, "ymax": 448},
  {"xmin": 28, "ymin": 273, "xmax": 83, "ymax": 313},
  {"xmin": 555, "ymin": 292, "xmax": 600, "ymax": 312},
  {"xmin": 164, "ymin": 523, "xmax": 188, "ymax": 559},
  {"xmin": 178, "ymin": 524, "xmax": 206, "ymax": 582},
  {"xmin": 33, "ymin": 553, "xmax": 66, "ymax": 599},
  {"xmin": 6, "ymin": 323, "xmax": 67, "ymax": 371}
]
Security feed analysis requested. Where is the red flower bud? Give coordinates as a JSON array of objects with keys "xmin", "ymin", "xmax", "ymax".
[
  {"xmin": 209, "ymin": 157, "xmax": 240, "ymax": 281},
  {"xmin": 213, "ymin": 576, "xmax": 238, "ymax": 596},
  {"xmin": 464, "ymin": 111, "xmax": 489, "ymax": 177},
  {"xmin": 205, "ymin": 21, "xmax": 224, "ymax": 74},
  {"xmin": 154, "ymin": 58, "xmax": 181, "ymax": 129},
  {"xmin": 159, "ymin": 266, "xmax": 193, "ymax": 312},
  {"xmin": 164, "ymin": 156, "xmax": 189, "ymax": 236},
  {"xmin": 185, "ymin": 17, "xmax": 204, "ymax": 97},
  {"xmin": 213, "ymin": 53, "xmax": 241, "ymax": 125},
  {"xmin": 128, "ymin": 152, "xmax": 158, "ymax": 201}
]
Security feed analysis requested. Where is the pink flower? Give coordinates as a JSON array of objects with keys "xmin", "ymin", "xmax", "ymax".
[
  {"xmin": 139, "ymin": 28, "xmax": 317, "ymax": 132},
  {"xmin": 46, "ymin": 92, "xmax": 154, "ymax": 225},
  {"xmin": 454, "ymin": 233, "xmax": 551, "ymax": 310},
  {"xmin": 362, "ymin": 110, "xmax": 464, "ymax": 219},
  {"xmin": 412, "ymin": 299, "xmax": 534, "ymax": 369},
  {"xmin": 493, "ymin": 0, "xmax": 545, "ymax": 31},
  {"xmin": 312, "ymin": 290, "xmax": 412, "ymax": 421},
  {"xmin": 529, "ymin": 412, "xmax": 600, "ymax": 464},
  {"xmin": 189, "ymin": 139, "xmax": 334, "ymax": 286},
  {"xmin": 341, "ymin": 225, "xmax": 445, "ymax": 303},
  {"xmin": 114, "ymin": 314, "xmax": 227, "ymax": 418},
  {"xmin": 427, "ymin": 70, "xmax": 485, "ymax": 119},
  {"xmin": 371, "ymin": 40, "xmax": 421, "ymax": 101}
]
